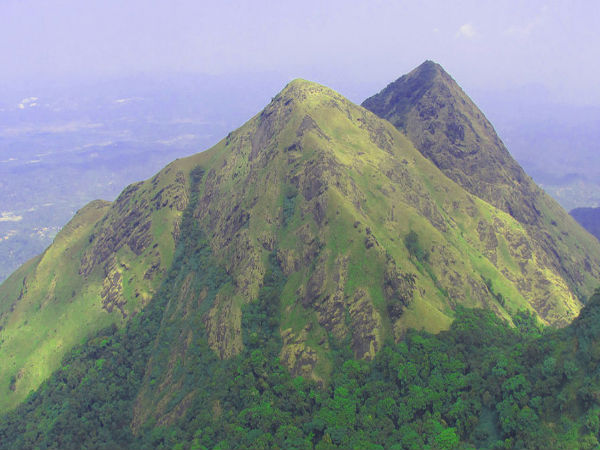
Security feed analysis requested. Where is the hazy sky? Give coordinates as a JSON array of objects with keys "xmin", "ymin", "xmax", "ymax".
[{"xmin": 2, "ymin": 0, "xmax": 599, "ymax": 104}]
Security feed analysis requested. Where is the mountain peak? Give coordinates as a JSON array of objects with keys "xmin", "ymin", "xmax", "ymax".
[
  {"xmin": 252, "ymin": 78, "xmax": 348, "ymax": 125},
  {"xmin": 410, "ymin": 59, "xmax": 445, "ymax": 77},
  {"xmin": 284, "ymin": 78, "xmax": 320, "ymax": 89},
  {"xmin": 363, "ymin": 61, "xmax": 540, "ymax": 224},
  {"xmin": 362, "ymin": 60, "xmax": 456, "ymax": 126},
  {"xmin": 276, "ymin": 78, "xmax": 339, "ymax": 103}
]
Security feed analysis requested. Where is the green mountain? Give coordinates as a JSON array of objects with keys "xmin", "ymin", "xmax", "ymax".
[
  {"xmin": 362, "ymin": 60, "xmax": 600, "ymax": 306},
  {"xmin": 2, "ymin": 63, "xmax": 600, "ymax": 448}
]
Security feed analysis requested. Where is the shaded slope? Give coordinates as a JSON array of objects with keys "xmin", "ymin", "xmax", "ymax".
[
  {"xmin": 363, "ymin": 60, "xmax": 600, "ymax": 304},
  {"xmin": 362, "ymin": 60, "xmax": 538, "ymax": 223}
]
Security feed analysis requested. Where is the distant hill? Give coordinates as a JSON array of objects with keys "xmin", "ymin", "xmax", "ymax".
[{"xmin": 571, "ymin": 207, "xmax": 600, "ymax": 240}]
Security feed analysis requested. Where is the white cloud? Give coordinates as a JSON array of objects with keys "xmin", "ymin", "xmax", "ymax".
[
  {"xmin": 17, "ymin": 96, "xmax": 39, "ymax": 109},
  {"xmin": 114, "ymin": 97, "xmax": 142, "ymax": 104},
  {"xmin": 167, "ymin": 118, "xmax": 215, "ymax": 125},
  {"xmin": 457, "ymin": 23, "xmax": 477, "ymax": 39},
  {"xmin": 1, "ymin": 230, "xmax": 18, "ymax": 241},
  {"xmin": 0, "ymin": 212, "xmax": 23, "ymax": 223}
]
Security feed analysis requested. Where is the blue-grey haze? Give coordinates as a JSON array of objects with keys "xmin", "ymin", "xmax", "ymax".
[{"xmin": 1, "ymin": 0, "xmax": 599, "ymax": 105}]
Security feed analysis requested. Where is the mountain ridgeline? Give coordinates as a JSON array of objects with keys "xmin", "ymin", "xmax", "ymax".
[{"xmin": 2, "ymin": 62, "xmax": 600, "ymax": 448}]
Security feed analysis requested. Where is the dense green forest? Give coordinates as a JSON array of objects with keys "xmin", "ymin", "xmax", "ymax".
[{"xmin": 4, "ymin": 278, "xmax": 600, "ymax": 449}]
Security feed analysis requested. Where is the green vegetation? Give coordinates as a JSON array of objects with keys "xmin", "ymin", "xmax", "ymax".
[
  {"xmin": 4, "ymin": 278, "xmax": 600, "ymax": 448},
  {"xmin": 404, "ymin": 230, "xmax": 429, "ymax": 263}
]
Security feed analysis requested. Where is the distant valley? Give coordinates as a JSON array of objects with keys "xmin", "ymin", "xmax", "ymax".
[{"xmin": 570, "ymin": 207, "xmax": 600, "ymax": 241}]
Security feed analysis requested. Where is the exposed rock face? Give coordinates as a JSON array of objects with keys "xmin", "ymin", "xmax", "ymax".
[
  {"xmin": 100, "ymin": 256, "xmax": 126, "ymax": 316},
  {"xmin": 384, "ymin": 259, "xmax": 416, "ymax": 321},
  {"xmin": 204, "ymin": 293, "xmax": 244, "ymax": 359},
  {"xmin": 280, "ymin": 326, "xmax": 319, "ymax": 378},
  {"xmin": 348, "ymin": 288, "xmax": 382, "ymax": 360}
]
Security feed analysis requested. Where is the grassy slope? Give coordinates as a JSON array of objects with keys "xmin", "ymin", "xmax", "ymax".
[
  {"xmin": 0, "ymin": 163, "xmax": 188, "ymax": 411},
  {"xmin": 0, "ymin": 200, "xmax": 111, "ymax": 411}
]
